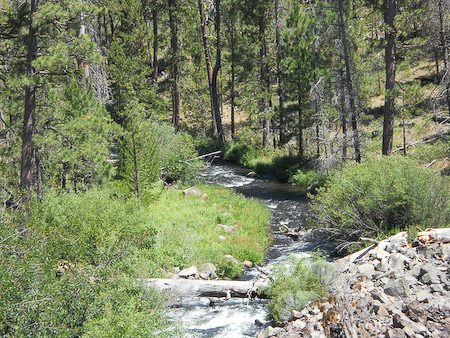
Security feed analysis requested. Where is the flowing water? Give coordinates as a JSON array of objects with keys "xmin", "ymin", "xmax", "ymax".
[{"xmin": 166, "ymin": 161, "xmax": 334, "ymax": 337}]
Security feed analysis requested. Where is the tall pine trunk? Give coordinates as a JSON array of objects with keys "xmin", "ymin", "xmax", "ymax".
[
  {"xmin": 260, "ymin": 24, "xmax": 270, "ymax": 149},
  {"xmin": 275, "ymin": 0, "xmax": 285, "ymax": 146},
  {"xmin": 152, "ymin": 2, "xmax": 159, "ymax": 81},
  {"xmin": 337, "ymin": 0, "xmax": 360, "ymax": 162},
  {"xmin": 211, "ymin": 0, "xmax": 225, "ymax": 146},
  {"xmin": 438, "ymin": 0, "xmax": 450, "ymax": 113},
  {"xmin": 382, "ymin": 0, "xmax": 396, "ymax": 156},
  {"xmin": 21, "ymin": 0, "xmax": 40, "ymax": 189},
  {"xmin": 168, "ymin": 0, "xmax": 180, "ymax": 127},
  {"xmin": 198, "ymin": 0, "xmax": 224, "ymax": 145}
]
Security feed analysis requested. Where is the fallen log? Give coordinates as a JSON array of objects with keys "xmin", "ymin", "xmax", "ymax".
[{"xmin": 139, "ymin": 278, "xmax": 266, "ymax": 298}]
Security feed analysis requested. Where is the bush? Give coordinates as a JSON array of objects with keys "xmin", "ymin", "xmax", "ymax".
[
  {"xmin": 266, "ymin": 257, "xmax": 331, "ymax": 321},
  {"xmin": 152, "ymin": 122, "xmax": 205, "ymax": 183},
  {"xmin": 0, "ymin": 188, "xmax": 172, "ymax": 337},
  {"xmin": 310, "ymin": 156, "xmax": 450, "ymax": 245}
]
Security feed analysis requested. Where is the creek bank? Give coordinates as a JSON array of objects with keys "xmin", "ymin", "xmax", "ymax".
[{"xmin": 258, "ymin": 229, "xmax": 450, "ymax": 338}]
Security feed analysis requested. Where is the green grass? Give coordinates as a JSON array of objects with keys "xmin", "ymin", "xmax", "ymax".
[{"xmin": 146, "ymin": 185, "xmax": 271, "ymax": 278}]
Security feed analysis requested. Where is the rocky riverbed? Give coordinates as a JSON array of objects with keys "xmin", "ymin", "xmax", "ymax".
[{"xmin": 257, "ymin": 229, "xmax": 450, "ymax": 338}]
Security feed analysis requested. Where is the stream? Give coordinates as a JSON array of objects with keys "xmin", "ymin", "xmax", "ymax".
[{"xmin": 166, "ymin": 160, "xmax": 334, "ymax": 337}]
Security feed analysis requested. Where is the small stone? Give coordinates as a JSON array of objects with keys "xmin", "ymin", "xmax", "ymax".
[
  {"xmin": 223, "ymin": 255, "xmax": 239, "ymax": 265},
  {"xmin": 358, "ymin": 263, "xmax": 376, "ymax": 277},
  {"xmin": 291, "ymin": 310, "xmax": 302, "ymax": 319},
  {"xmin": 378, "ymin": 305, "xmax": 389, "ymax": 317},
  {"xmin": 292, "ymin": 319, "xmax": 306, "ymax": 330},
  {"xmin": 376, "ymin": 247, "xmax": 390, "ymax": 260},
  {"xmin": 218, "ymin": 224, "xmax": 233, "ymax": 233},
  {"xmin": 183, "ymin": 187, "xmax": 202, "ymax": 196},
  {"xmin": 178, "ymin": 266, "xmax": 198, "ymax": 278},
  {"xmin": 219, "ymin": 235, "xmax": 226, "ymax": 241},
  {"xmin": 377, "ymin": 257, "xmax": 389, "ymax": 272},
  {"xmin": 403, "ymin": 326, "xmax": 415, "ymax": 338},
  {"xmin": 201, "ymin": 193, "xmax": 209, "ymax": 200},
  {"xmin": 384, "ymin": 279, "xmax": 410, "ymax": 297},
  {"xmin": 256, "ymin": 326, "xmax": 282, "ymax": 338},
  {"xmin": 430, "ymin": 284, "xmax": 445, "ymax": 294},
  {"xmin": 420, "ymin": 271, "xmax": 441, "ymax": 285},
  {"xmin": 241, "ymin": 260, "xmax": 253, "ymax": 268},
  {"xmin": 416, "ymin": 290, "xmax": 430, "ymax": 303},
  {"xmin": 199, "ymin": 263, "xmax": 218, "ymax": 279}
]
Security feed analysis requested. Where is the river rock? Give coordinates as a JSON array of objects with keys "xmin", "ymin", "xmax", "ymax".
[
  {"xmin": 223, "ymin": 255, "xmax": 239, "ymax": 265},
  {"xmin": 218, "ymin": 224, "xmax": 233, "ymax": 233},
  {"xmin": 241, "ymin": 260, "xmax": 253, "ymax": 268},
  {"xmin": 199, "ymin": 263, "xmax": 217, "ymax": 279},
  {"xmin": 183, "ymin": 187, "xmax": 202, "ymax": 196},
  {"xmin": 178, "ymin": 266, "xmax": 197, "ymax": 278},
  {"xmin": 256, "ymin": 229, "xmax": 450, "ymax": 338},
  {"xmin": 257, "ymin": 326, "xmax": 282, "ymax": 338},
  {"xmin": 384, "ymin": 279, "xmax": 410, "ymax": 297}
]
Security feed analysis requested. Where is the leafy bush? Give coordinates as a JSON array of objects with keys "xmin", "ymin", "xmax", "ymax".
[
  {"xmin": 310, "ymin": 156, "xmax": 450, "ymax": 244},
  {"xmin": 289, "ymin": 169, "xmax": 325, "ymax": 187},
  {"xmin": 152, "ymin": 122, "xmax": 205, "ymax": 183},
  {"xmin": 266, "ymin": 257, "xmax": 331, "ymax": 321},
  {"xmin": 0, "ymin": 188, "xmax": 172, "ymax": 337}
]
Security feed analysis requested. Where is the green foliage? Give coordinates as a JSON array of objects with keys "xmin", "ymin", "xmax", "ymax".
[
  {"xmin": 310, "ymin": 156, "xmax": 450, "ymax": 244},
  {"xmin": 152, "ymin": 122, "xmax": 205, "ymax": 183},
  {"xmin": 146, "ymin": 185, "xmax": 270, "ymax": 278},
  {"xmin": 266, "ymin": 257, "xmax": 331, "ymax": 322},
  {"xmin": 0, "ymin": 187, "xmax": 174, "ymax": 337},
  {"xmin": 288, "ymin": 169, "xmax": 325, "ymax": 187}
]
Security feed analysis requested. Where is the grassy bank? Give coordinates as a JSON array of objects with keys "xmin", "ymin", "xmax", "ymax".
[{"xmin": 0, "ymin": 184, "xmax": 270, "ymax": 337}]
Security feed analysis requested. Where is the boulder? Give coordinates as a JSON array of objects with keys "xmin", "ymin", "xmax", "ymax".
[
  {"xmin": 183, "ymin": 187, "xmax": 202, "ymax": 197},
  {"xmin": 223, "ymin": 255, "xmax": 239, "ymax": 265},
  {"xmin": 178, "ymin": 266, "xmax": 198, "ymax": 278},
  {"xmin": 384, "ymin": 279, "xmax": 410, "ymax": 297},
  {"xmin": 199, "ymin": 263, "xmax": 218, "ymax": 280},
  {"xmin": 241, "ymin": 260, "xmax": 253, "ymax": 269}
]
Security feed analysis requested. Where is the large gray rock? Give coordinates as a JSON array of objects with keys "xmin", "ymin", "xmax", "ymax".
[
  {"xmin": 384, "ymin": 279, "xmax": 410, "ymax": 297},
  {"xmin": 199, "ymin": 263, "xmax": 218, "ymax": 279},
  {"xmin": 183, "ymin": 187, "xmax": 202, "ymax": 196},
  {"xmin": 178, "ymin": 266, "xmax": 198, "ymax": 278},
  {"xmin": 257, "ymin": 326, "xmax": 282, "ymax": 338}
]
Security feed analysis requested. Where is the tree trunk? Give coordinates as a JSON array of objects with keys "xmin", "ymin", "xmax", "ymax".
[
  {"xmin": 382, "ymin": 0, "xmax": 396, "ymax": 156},
  {"xmin": 230, "ymin": 17, "xmax": 236, "ymax": 140},
  {"xmin": 438, "ymin": 0, "xmax": 450, "ymax": 113},
  {"xmin": 21, "ymin": 0, "xmax": 40, "ymax": 190},
  {"xmin": 152, "ymin": 1, "xmax": 159, "ymax": 81},
  {"xmin": 168, "ymin": 0, "xmax": 181, "ymax": 128},
  {"xmin": 198, "ymin": 0, "xmax": 224, "ymax": 145},
  {"xmin": 339, "ymin": 68, "xmax": 348, "ymax": 160},
  {"xmin": 298, "ymin": 96, "xmax": 303, "ymax": 157},
  {"xmin": 198, "ymin": 0, "xmax": 216, "ymax": 134},
  {"xmin": 131, "ymin": 118, "xmax": 140, "ymax": 201},
  {"xmin": 337, "ymin": 0, "xmax": 360, "ymax": 162},
  {"xmin": 211, "ymin": 0, "xmax": 225, "ymax": 146},
  {"xmin": 275, "ymin": 0, "xmax": 285, "ymax": 147},
  {"xmin": 260, "ymin": 24, "xmax": 270, "ymax": 149},
  {"xmin": 140, "ymin": 279, "xmax": 265, "ymax": 298}
]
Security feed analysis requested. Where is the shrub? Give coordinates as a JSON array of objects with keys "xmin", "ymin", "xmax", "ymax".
[
  {"xmin": 266, "ymin": 257, "xmax": 331, "ymax": 321},
  {"xmin": 309, "ymin": 156, "xmax": 450, "ymax": 245},
  {"xmin": 152, "ymin": 122, "xmax": 205, "ymax": 183}
]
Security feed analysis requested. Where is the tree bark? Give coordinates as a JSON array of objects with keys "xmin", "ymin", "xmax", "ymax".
[
  {"xmin": 229, "ymin": 13, "xmax": 236, "ymax": 140},
  {"xmin": 152, "ymin": 1, "xmax": 159, "ymax": 81},
  {"xmin": 298, "ymin": 96, "xmax": 303, "ymax": 157},
  {"xmin": 260, "ymin": 24, "xmax": 270, "ymax": 149},
  {"xmin": 211, "ymin": 0, "xmax": 225, "ymax": 146},
  {"xmin": 140, "ymin": 279, "xmax": 264, "ymax": 298},
  {"xmin": 339, "ymin": 68, "xmax": 348, "ymax": 160},
  {"xmin": 275, "ymin": 0, "xmax": 285, "ymax": 147},
  {"xmin": 337, "ymin": 0, "xmax": 360, "ymax": 162},
  {"xmin": 168, "ymin": 0, "xmax": 181, "ymax": 128},
  {"xmin": 198, "ymin": 0, "xmax": 224, "ymax": 145},
  {"xmin": 382, "ymin": 0, "xmax": 397, "ymax": 156},
  {"xmin": 21, "ymin": 0, "xmax": 40, "ymax": 189},
  {"xmin": 438, "ymin": 0, "xmax": 450, "ymax": 113}
]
